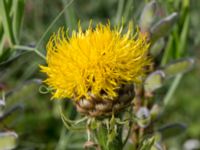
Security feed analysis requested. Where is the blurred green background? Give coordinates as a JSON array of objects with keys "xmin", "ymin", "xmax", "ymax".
[{"xmin": 0, "ymin": 0, "xmax": 200, "ymax": 149}]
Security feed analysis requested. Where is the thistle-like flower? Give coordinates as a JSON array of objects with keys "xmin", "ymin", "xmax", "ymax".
[{"xmin": 41, "ymin": 23, "xmax": 150, "ymax": 116}]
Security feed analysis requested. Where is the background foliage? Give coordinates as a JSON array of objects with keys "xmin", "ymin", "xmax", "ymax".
[{"xmin": 0, "ymin": 0, "xmax": 199, "ymax": 149}]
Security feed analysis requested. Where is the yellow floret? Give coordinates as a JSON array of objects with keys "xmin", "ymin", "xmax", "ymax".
[{"xmin": 40, "ymin": 23, "xmax": 150, "ymax": 101}]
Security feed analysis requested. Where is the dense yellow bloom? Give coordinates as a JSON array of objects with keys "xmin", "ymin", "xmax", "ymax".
[{"xmin": 40, "ymin": 23, "xmax": 150, "ymax": 101}]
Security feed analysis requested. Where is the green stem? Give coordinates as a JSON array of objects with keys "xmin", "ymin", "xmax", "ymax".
[
  {"xmin": 55, "ymin": 127, "xmax": 67, "ymax": 150},
  {"xmin": 12, "ymin": 45, "xmax": 46, "ymax": 60},
  {"xmin": 122, "ymin": 122, "xmax": 132, "ymax": 148}
]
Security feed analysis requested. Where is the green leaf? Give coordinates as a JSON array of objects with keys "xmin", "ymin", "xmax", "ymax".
[
  {"xmin": 158, "ymin": 123, "xmax": 187, "ymax": 140},
  {"xmin": 139, "ymin": 136, "xmax": 155, "ymax": 150},
  {"xmin": 0, "ymin": 104, "xmax": 24, "ymax": 123},
  {"xmin": 144, "ymin": 70, "xmax": 165, "ymax": 93},
  {"xmin": 95, "ymin": 123, "xmax": 123, "ymax": 150},
  {"xmin": 115, "ymin": 0, "xmax": 124, "ymax": 25},
  {"xmin": 0, "ymin": 22, "xmax": 4, "ymax": 42},
  {"xmin": 161, "ymin": 34, "xmax": 173, "ymax": 66},
  {"xmin": 95, "ymin": 125, "xmax": 108, "ymax": 150},
  {"xmin": 4, "ymin": 0, "xmax": 13, "ymax": 13},
  {"xmin": 90, "ymin": 119, "xmax": 100, "ymax": 130},
  {"xmin": 122, "ymin": 0, "xmax": 134, "ymax": 23},
  {"xmin": 163, "ymin": 74, "xmax": 182, "ymax": 105},
  {"xmin": 0, "ymin": 35, "xmax": 5, "ymax": 57},
  {"xmin": 139, "ymin": 0, "xmax": 157, "ymax": 32},
  {"xmin": 150, "ymin": 38, "xmax": 165, "ymax": 57},
  {"xmin": 176, "ymin": 13, "xmax": 190, "ymax": 57},
  {"xmin": 150, "ymin": 12, "xmax": 178, "ymax": 43},
  {"xmin": 12, "ymin": 0, "xmax": 25, "ymax": 43},
  {"xmin": 61, "ymin": 0, "xmax": 77, "ymax": 30},
  {"xmin": 0, "ymin": 131, "xmax": 18, "ymax": 150},
  {"xmin": 0, "ymin": 0, "xmax": 16, "ymax": 45},
  {"xmin": 108, "ymin": 127, "xmax": 117, "ymax": 145},
  {"xmin": 0, "ymin": 51, "xmax": 27, "ymax": 67},
  {"xmin": 163, "ymin": 58, "xmax": 194, "ymax": 78}
]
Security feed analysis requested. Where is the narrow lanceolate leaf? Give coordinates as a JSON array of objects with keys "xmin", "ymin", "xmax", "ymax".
[
  {"xmin": 150, "ymin": 38, "xmax": 165, "ymax": 57},
  {"xmin": 0, "ymin": 22, "xmax": 4, "ymax": 56},
  {"xmin": 144, "ymin": 70, "xmax": 165, "ymax": 93},
  {"xmin": 0, "ymin": 0, "xmax": 16, "ymax": 45},
  {"xmin": 4, "ymin": 0, "xmax": 13, "ymax": 13},
  {"xmin": 176, "ymin": 14, "xmax": 190, "ymax": 57},
  {"xmin": 163, "ymin": 58, "xmax": 194, "ymax": 78},
  {"xmin": 157, "ymin": 123, "xmax": 187, "ymax": 140},
  {"xmin": 0, "ymin": 132, "xmax": 18, "ymax": 150},
  {"xmin": 139, "ymin": 0, "xmax": 157, "ymax": 32},
  {"xmin": 139, "ymin": 136, "xmax": 155, "ymax": 150},
  {"xmin": 0, "ymin": 22, "xmax": 3, "ymax": 42},
  {"xmin": 12, "ymin": 0, "xmax": 25, "ymax": 43},
  {"xmin": 0, "ymin": 51, "xmax": 27, "ymax": 67},
  {"xmin": 150, "ymin": 12, "xmax": 178, "ymax": 43}
]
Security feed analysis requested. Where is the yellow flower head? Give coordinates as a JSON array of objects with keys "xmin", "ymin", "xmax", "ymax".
[{"xmin": 40, "ymin": 23, "xmax": 150, "ymax": 101}]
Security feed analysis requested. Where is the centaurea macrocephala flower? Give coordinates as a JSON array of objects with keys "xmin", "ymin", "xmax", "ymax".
[{"xmin": 40, "ymin": 23, "xmax": 150, "ymax": 116}]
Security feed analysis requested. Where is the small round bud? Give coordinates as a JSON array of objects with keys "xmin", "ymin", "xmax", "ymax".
[
  {"xmin": 183, "ymin": 139, "xmax": 200, "ymax": 150},
  {"xmin": 136, "ymin": 107, "xmax": 151, "ymax": 128}
]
